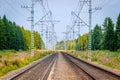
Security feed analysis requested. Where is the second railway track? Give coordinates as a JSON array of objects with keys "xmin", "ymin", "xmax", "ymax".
[{"xmin": 64, "ymin": 53, "xmax": 120, "ymax": 80}]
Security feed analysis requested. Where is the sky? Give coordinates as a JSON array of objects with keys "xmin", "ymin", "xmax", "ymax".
[{"xmin": 0, "ymin": 0, "xmax": 120, "ymax": 44}]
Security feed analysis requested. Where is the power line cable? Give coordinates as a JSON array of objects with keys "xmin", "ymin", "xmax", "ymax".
[{"xmin": 4, "ymin": 0, "xmax": 27, "ymax": 17}]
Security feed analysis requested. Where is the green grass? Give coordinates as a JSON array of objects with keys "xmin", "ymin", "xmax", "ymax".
[
  {"xmin": 69, "ymin": 50, "xmax": 120, "ymax": 70},
  {"xmin": 0, "ymin": 50, "xmax": 53, "ymax": 77}
]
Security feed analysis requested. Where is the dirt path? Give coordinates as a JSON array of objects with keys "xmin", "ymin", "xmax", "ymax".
[{"xmin": 48, "ymin": 53, "xmax": 92, "ymax": 80}]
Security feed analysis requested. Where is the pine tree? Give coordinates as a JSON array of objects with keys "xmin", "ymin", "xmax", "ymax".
[
  {"xmin": 103, "ymin": 17, "xmax": 115, "ymax": 51},
  {"xmin": 2, "ymin": 15, "xmax": 10, "ymax": 49},
  {"xmin": 13, "ymin": 23, "xmax": 26, "ymax": 50},
  {"xmin": 115, "ymin": 13, "xmax": 120, "ymax": 50},
  {"xmin": 0, "ymin": 17, "xmax": 7, "ymax": 50},
  {"xmin": 92, "ymin": 24, "xmax": 102, "ymax": 50}
]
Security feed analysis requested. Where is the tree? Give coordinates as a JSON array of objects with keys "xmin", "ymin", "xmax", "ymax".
[
  {"xmin": 92, "ymin": 24, "xmax": 102, "ymax": 50},
  {"xmin": 77, "ymin": 33, "xmax": 88, "ymax": 50},
  {"xmin": 103, "ymin": 17, "xmax": 115, "ymax": 51},
  {"xmin": 13, "ymin": 23, "xmax": 26, "ymax": 50},
  {"xmin": 115, "ymin": 13, "xmax": 120, "ymax": 50},
  {"xmin": 0, "ymin": 15, "xmax": 44, "ymax": 51},
  {"xmin": 21, "ymin": 27, "xmax": 31, "ymax": 50},
  {"xmin": 0, "ymin": 17, "xmax": 7, "ymax": 50},
  {"xmin": 34, "ymin": 31, "xmax": 42, "ymax": 49},
  {"xmin": 2, "ymin": 15, "xmax": 16, "ymax": 49},
  {"xmin": 76, "ymin": 36, "xmax": 81, "ymax": 50}
]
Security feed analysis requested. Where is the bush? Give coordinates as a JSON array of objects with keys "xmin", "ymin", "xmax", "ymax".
[
  {"xmin": 12, "ymin": 60, "xmax": 20, "ymax": 67},
  {"xmin": 0, "ymin": 55, "xmax": 2, "ymax": 58}
]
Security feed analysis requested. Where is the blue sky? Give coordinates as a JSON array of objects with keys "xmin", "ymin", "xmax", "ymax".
[{"xmin": 0, "ymin": 0, "xmax": 120, "ymax": 42}]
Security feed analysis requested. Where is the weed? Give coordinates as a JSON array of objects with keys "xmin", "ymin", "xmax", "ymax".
[
  {"xmin": 0, "ymin": 50, "xmax": 53, "ymax": 77},
  {"xmin": 70, "ymin": 50, "xmax": 120, "ymax": 70}
]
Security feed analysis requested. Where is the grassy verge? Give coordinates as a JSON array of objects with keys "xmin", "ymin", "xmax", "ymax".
[
  {"xmin": 69, "ymin": 50, "xmax": 120, "ymax": 70},
  {"xmin": 0, "ymin": 50, "xmax": 53, "ymax": 77}
]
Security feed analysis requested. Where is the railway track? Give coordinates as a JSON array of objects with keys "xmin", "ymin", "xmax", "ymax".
[
  {"xmin": 64, "ymin": 53, "xmax": 120, "ymax": 80},
  {"xmin": 9, "ymin": 53, "xmax": 57, "ymax": 80},
  {"xmin": 8, "ymin": 52, "xmax": 120, "ymax": 80}
]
